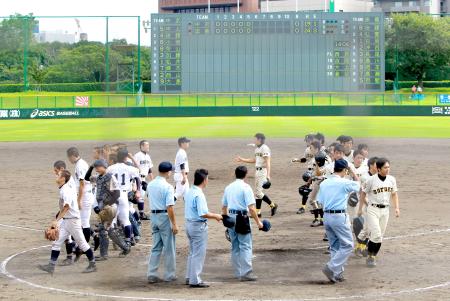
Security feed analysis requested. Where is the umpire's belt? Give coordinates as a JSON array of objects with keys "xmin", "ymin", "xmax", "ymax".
[
  {"xmin": 255, "ymin": 167, "xmax": 265, "ymax": 171},
  {"xmin": 151, "ymin": 210, "xmax": 168, "ymax": 214},
  {"xmin": 324, "ymin": 209, "xmax": 346, "ymax": 214},
  {"xmin": 229, "ymin": 209, "xmax": 248, "ymax": 215},
  {"xmin": 370, "ymin": 203, "xmax": 388, "ymax": 209}
]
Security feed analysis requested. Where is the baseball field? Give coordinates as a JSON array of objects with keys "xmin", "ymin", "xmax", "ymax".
[{"xmin": 1, "ymin": 116, "xmax": 450, "ymax": 301}]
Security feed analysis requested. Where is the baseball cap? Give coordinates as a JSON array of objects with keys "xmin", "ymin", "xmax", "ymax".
[
  {"xmin": 178, "ymin": 137, "xmax": 191, "ymax": 144},
  {"xmin": 334, "ymin": 159, "xmax": 348, "ymax": 170},
  {"xmin": 260, "ymin": 219, "xmax": 272, "ymax": 232},
  {"xmin": 158, "ymin": 161, "xmax": 174, "ymax": 173},
  {"xmin": 93, "ymin": 159, "xmax": 108, "ymax": 168}
]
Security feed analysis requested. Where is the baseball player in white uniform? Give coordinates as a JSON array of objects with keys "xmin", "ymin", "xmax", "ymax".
[
  {"xmin": 134, "ymin": 140, "xmax": 154, "ymax": 220},
  {"xmin": 174, "ymin": 137, "xmax": 190, "ymax": 201},
  {"xmin": 338, "ymin": 136, "xmax": 354, "ymax": 164},
  {"xmin": 236, "ymin": 133, "xmax": 278, "ymax": 217},
  {"xmin": 106, "ymin": 149, "xmax": 142, "ymax": 255},
  {"xmin": 52, "ymin": 160, "xmax": 77, "ymax": 265},
  {"xmin": 39, "ymin": 170, "xmax": 97, "ymax": 274},
  {"xmin": 354, "ymin": 156, "xmax": 378, "ymax": 257},
  {"xmin": 67, "ymin": 147, "xmax": 95, "ymax": 248},
  {"xmin": 358, "ymin": 158, "xmax": 400, "ymax": 267}
]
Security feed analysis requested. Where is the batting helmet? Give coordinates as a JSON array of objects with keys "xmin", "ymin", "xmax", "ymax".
[
  {"xmin": 302, "ymin": 171, "xmax": 313, "ymax": 182},
  {"xmin": 315, "ymin": 152, "xmax": 328, "ymax": 167}
]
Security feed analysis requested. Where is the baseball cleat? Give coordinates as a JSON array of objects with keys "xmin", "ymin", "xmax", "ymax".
[
  {"xmin": 366, "ymin": 255, "xmax": 377, "ymax": 267},
  {"xmin": 240, "ymin": 273, "xmax": 258, "ymax": 282},
  {"xmin": 95, "ymin": 255, "xmax": 108, "ymax": 261},
  {"xmin": 310, "ymin": 219, "xmax": 321, "ymax": 227},
  {"xmin": 335, "ymin": 273, "xmax": 346, "ymax": 282},
  {"xmin": 323, "ymin": 233, "xmax": 328, "ymax": 241},
  {"xmin": 134, "ymin": 236, "xmax": 141, "ymax": 243},
  {"xmin": 185, "ymin": 278, "xmax": 190, "ymax": 285},
  {"xmin": 82, "ymin": 262, "xmax": 97, "ymax": 273},
  {"xmin": 321, "ymin": 265, "xmax": 337, "ymax": 283},
  {"xmin": 296, "ymin": 207, "xmax": 306, "ymax": 214},
  {"xmin": 190, "ymin": 282, "xmax": 210, "ymax": 288},
  {"xmin": 59, "ymin": 258, "xmax": 74, "ymax": 266},
  {"xmin": 164, "ymin": 276, "xmax": 178, "ymax": 282},
  {"xmin": 147, "ymin": 276, "xmax": 162, "ymax": 284},
  {"xmin": 270, "ymin": 203, "xmax": 278, "ymax": 216},
  {"xmin": 38, "ymin": 263, "xmax": 55, "ymax": 275}
]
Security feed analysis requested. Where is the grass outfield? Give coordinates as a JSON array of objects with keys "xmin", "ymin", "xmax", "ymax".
[
  {"xmin": 0, "ymin": 116, "xmax": 449, "ymax": 142},
  {"xmin": 0, "ymin": 88, "xmax": 448, "ymax": 108}
]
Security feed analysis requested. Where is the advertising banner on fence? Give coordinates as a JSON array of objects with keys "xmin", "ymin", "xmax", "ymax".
[{"xmin": 0, "ymin": 106, "xmax": 449, "ymax": 120}]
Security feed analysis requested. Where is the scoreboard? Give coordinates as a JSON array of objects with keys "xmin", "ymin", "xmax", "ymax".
[{"xmin": 151, "ymin": 12, "xmax": 385, "ymax": 93}]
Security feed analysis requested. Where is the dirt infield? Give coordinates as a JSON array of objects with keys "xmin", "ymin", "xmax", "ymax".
[{"xmin": 1, "ymin": 138, "xmax": 450, "ymax": 301}]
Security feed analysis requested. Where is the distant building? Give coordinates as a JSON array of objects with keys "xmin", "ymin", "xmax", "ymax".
[
  {"xmin": 372, "ymin": 0, "xmax": 444, "ymax": 14},
  {"xmin": 38, "ymin": 31, "xmax": 76, "ymax": 44},
  {"xmin": 158, "ymin": 0, "xmax": 259, "ymax": 13},
  {"xmin": 260, "ymin": 0, "xmax": 373, "ymax": 12}
]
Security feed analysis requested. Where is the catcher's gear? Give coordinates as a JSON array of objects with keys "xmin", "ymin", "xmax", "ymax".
[
  {"xmin": 262, "ymin": 179, "xmax": 271, "ymax": 189},
  {"xmin": 259, "ymin": 219, "xmax": 272, "ymax": 232},
  {"xmin": 98, "ymin": 205, "xmax": 117, "ymax": 224},
  {"xmin": 298, "ymin": 185, "xmax": 312, "ymax": 197},
  {"xmin": 347, "ymin": 191, "xmax": 359, "ymax": 207},
  {"xmin": 302, "ymin": 171, "xmax": 313, "ymax": 182},
  {"xmin": 315, "ymin": 152, "xmax": 327, "ymax": 167},
  {"xmin": 128, "ymin": 191, "xmax": 139, "ymax": 204},
  {"xmin": 108, "ymin": 227, "xmax": 130, "ymax": 252},
  {"xmin": 353, "ymin": 216, "xmax": 365, "ymax": 244},
  {"xmin": 44, "ymin": 226, "xmax": 59, "ymax": 241}
]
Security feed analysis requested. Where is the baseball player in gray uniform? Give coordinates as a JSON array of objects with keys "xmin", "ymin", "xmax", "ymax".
[{"xmin": 236, "ymin": 133, "xmax": 278, "ymax": 217}]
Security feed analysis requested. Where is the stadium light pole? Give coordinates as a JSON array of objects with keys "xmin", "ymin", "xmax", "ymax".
[
  {"xmin": 296, "ymin": 0, "xmax": 298, "ymax": 12},
  {"xmin": 208, "ymin": 0, "xmax": 211, "ymax": 13},
  {"xmin": 237, "ymin": 0, "xmax": 240, "ymax": 13},
  {"xmin": 266, "ymin": 0, "xmax": 269, "ymax": 12}
]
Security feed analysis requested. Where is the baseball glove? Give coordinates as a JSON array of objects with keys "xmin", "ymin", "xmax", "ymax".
[
  {"xmin": 262, "ymin": 179, "xmax": 271, "ymax": 189},
  {"xmin": 128, "ymin": 191, "xmax": 139, "ymax": 204},
  {"xmin": 98, "ymin": 205, "xmax": 117, "ymax": 224},
  {"xmin": 347, "ymin": 191, "xmax": 359, "ymax": 207},
  {"xmin": 44, "ymin": 226, "xmax": 59, "ymax": 241}
]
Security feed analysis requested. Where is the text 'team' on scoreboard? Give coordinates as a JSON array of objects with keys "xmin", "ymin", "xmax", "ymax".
[{"xmin": 151, "ymin": 12, "xmax": 385, "ymax": 93}]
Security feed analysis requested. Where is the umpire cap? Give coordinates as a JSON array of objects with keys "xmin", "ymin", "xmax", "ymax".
[
  {"xmin": 222, "ymin": 215, "xmax": 235, "ymax": 228},
  {"xmin": 260, "ymin": 219, "xmax": 272, "ymax": 232}
]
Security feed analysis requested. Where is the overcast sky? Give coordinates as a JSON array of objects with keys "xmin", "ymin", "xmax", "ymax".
[{"xmin": 1, "ymin": 0, "xmax": 159, "ymax": 45}]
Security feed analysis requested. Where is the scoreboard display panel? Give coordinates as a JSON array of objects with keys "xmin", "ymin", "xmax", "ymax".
[{"xmin": 151, "ymin": 12, "xmax": 385, "ymax": 93}]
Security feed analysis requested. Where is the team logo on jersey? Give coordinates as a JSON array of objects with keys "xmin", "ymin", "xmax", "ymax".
[
  {"xmin": 30, "ymin": 109, "xmax": 55, "ymax": 118},
  {"xmin": 373, "ymin": 187, "xmax": 393, "ymax": 194}
]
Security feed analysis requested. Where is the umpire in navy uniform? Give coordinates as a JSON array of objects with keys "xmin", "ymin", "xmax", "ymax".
[
  {"xmin": 317, "ymin": 159, "xmax": 360, "ymax": 283},
  {"xmin": 184, "ymin": 169, "xmax": 223, "ymax": 288},
  {"xmin": 221, "ymin": 166, "xmax": 264, "ymax": 281}
]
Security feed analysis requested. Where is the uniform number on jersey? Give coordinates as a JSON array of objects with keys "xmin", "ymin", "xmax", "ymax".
[
  {"xmin": 251, "ymin": 106, "xmax": 260, "ymax": 112},
  {"xmin": 115, "ymin": 173, "xmax": 126, "ymax": 186}
]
